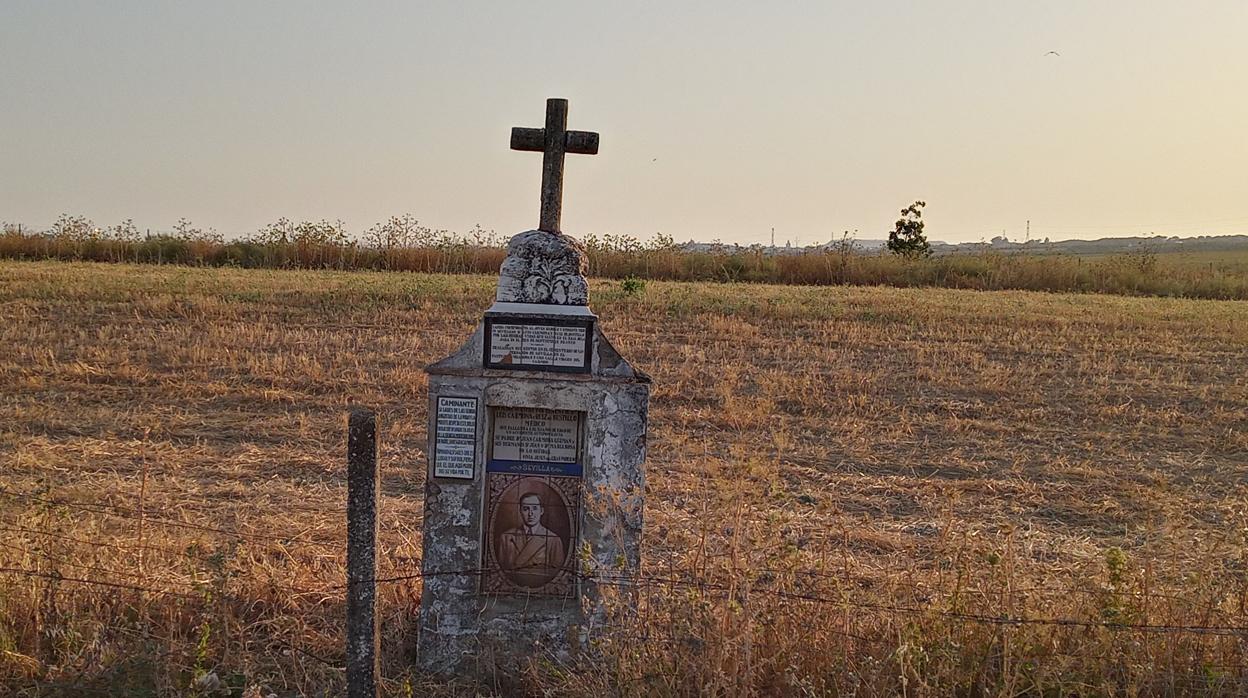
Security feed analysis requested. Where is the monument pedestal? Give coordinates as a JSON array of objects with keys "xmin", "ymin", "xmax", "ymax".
[
  {"xmin": 417, "ymin": 301, "xmax": 649, "ymax": 675},
  {"xmin": 417, "ymin": 99, "xmax": 646, "ymax": 677}
]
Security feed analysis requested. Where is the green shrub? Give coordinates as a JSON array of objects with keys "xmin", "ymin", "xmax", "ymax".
[{"xmin": 621, "ymin": 277, "xmax": 646, "ymax": 295}]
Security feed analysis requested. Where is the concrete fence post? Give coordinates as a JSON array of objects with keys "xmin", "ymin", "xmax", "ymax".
[{"xmin": 346, "ymin": 408, "xmax": 380, "ymax": 698}]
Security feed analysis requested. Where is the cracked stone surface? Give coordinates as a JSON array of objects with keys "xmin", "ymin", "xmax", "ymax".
[
  {"xmin": 495, "ymin": 230, "xmax": 590, "ymax": 305},
  {"xmin": 417, "ymin": 320, "xmax": 649, "ymax": 677}
]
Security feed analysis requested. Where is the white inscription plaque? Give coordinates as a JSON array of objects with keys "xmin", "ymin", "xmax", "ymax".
[
  {"xmin": 434, "ymin": 396, "xmax": 478, "ymax": 479},
  {"xmin": 488, "ymin": 323, "xmax": 588, "ymax": 369},
  {"xmin": 491, "ymin": 407, "xmax": 580, "ymax": 463}
]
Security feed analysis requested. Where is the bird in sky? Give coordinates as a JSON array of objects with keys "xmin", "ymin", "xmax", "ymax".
[{"xmin": 1044, "ymin": 50, "xmax": 1061, "ymax": 57}]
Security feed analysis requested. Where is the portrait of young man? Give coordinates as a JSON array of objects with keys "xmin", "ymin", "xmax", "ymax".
[{"xmin": 497, "ymin": 489, "xmax": 567, "ymax": 588}]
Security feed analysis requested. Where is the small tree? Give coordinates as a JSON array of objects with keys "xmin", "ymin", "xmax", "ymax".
[{"xmin": 887, "ymin": 200, "xmax": 931, "ymax": 257}]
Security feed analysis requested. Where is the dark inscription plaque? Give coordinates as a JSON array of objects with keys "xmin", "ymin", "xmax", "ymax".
[{"xmin": 483, "ymin": 316, "xmax": 593, "ymax": 373}]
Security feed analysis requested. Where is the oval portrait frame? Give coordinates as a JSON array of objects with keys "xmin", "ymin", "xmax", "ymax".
[{"xmin": 486, "ymin": 475, "xmax": 576, "ymax": 593}]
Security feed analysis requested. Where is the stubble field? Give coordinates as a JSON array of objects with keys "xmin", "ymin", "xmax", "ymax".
[{"xmin": 1, "ymin": 261, "xmax": 1246, "ymax": 696}]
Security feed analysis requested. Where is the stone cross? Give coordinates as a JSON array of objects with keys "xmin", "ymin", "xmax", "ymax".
[{"xmin": 510, "ymin": 98, "xmax": 599, "ymax": 234}]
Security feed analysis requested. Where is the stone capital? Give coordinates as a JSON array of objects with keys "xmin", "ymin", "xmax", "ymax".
[{"xmin": 495, "ymin": 230, "xmax": 590, "ymax": 306}]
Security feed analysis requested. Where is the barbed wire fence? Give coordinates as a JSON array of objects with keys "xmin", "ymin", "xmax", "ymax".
[
  {"xmin": 1, "ymin": 563, "xmax": 1245, "ymax": 693},
  {"xmin": 3, "ymin": 485, "xmax": 1246, "ymax": 684},
  {"xmin": 3, "ymin": 546, "xmax": 1245, "ymax": 640},
  {"xmin": 1, "ymin": 415, "xmax": 1246, "ymax": 695}
]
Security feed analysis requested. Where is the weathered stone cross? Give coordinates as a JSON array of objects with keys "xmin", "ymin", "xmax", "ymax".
[{"xmin": 510, "ymin": 98, "xmax": 599, "ymax": 234}]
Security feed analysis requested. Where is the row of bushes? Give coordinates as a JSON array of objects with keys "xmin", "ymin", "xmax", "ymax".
[
  {"xmin": 3, "ymin": 216, "xmax": 1245, "ymax": 300},
  {"xmin": 588, "ymin": 245, "xmax": 1248, "ymax": 299},
  {"xmin": 0, "ymin": 215, "xmax": 509, "ymax": 275}
]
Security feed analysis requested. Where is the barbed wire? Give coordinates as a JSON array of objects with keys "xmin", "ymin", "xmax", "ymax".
[
  {"xmin": 4, "ymin": 559, "xmax": 1244, "ymax": 640},
  {"xmin": 731, "ymin": 563, "xmax": 1204, "ymax": 604},
  {"xmin": 0, "ymin": 565, "xmax": 203, "ymax": 598},
  {"xmin": 0, "ymin": 522, "xmax": 227, "ymax": 562},
  {"xmin": 3, "ymin": 488, "xmax": 1245, "ymax": 641},
  {"xmin": 1, "ymin": 559, "xmax": 1244, "ymax": 694},
  {"xmin": 0, "ymin": 488, "xmax": 341, "ymax": 549},
  {"xmin": 591, "ymin": 572, "xmax": 1248, "ymax": 638},
  {"xmin": 1, "ymin": 527, "xmax": 1243, "ymax": 637},
  {"xmin": 0, "ymin": 539, "xmax": 151, "ymax": 582},
  {"xmin": 0, "ymin": 564, "xmax": 342, "ymax": 672}
]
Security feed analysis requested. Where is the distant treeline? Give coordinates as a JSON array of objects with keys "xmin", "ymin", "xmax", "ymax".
[{"xmin": 3, "ymin": 215, "xmax": 1246, "ymax": 300}]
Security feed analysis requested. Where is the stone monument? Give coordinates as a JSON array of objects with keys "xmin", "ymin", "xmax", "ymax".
[{"xmin": 417, "ymin": 98, "xmax": 650, "ymax": 676}]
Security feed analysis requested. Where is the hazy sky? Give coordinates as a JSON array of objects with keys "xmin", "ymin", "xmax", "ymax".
[{"xmin": 2, "ymin": 1, "xmax": 1246, "ymax": 244}]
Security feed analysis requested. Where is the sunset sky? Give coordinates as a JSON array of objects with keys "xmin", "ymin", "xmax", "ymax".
[{"xmin": 2, "ymin": 1, "xmax": 1245, "ymax": 244}]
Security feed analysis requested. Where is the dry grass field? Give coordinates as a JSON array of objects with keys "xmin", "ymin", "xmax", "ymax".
[{"xmin": 1, "ymin": 261, "xmax": 1246, "ymax": 696}]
